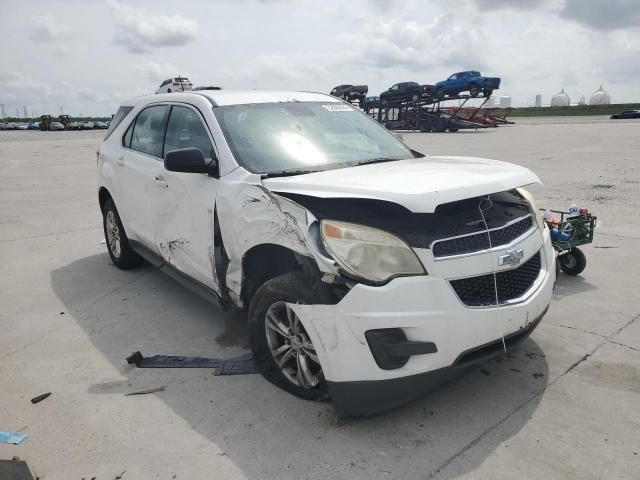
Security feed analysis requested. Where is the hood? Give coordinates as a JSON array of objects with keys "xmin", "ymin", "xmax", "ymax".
[{"xmin": 262, "ymin": 156, "xmax": 540, "ymax": 213}]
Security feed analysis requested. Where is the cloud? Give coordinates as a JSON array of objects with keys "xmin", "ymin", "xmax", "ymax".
[
  {"xmin": 0, "ymin": 72, "xmax": 51, "ymax": 99},
  {"xmin": 29, "ymin": 15, "xmax": 71, "ymax": 42},
  {"xmin": 561, "ymin": 0, "xmax": 640, "ymax": 31},
  {"xmin": 469, "ymin": 0, "xmax": 546, "ymax": 10},
  {"xmin": 135, "ymin": 62, "xmax": 179, "ymax": 82},
  {"xmin": 109, "ymin": 0, "xmax": 198, "ymax": 54},
  {"xmin": 337, "ymin": 14, "xmax": 489, "ymax": 73}
]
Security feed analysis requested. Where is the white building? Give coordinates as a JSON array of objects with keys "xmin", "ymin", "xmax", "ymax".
[
  {"xmin": 499, "ymin": 96, "xmax": 512, "ymax": 108},
  {"xmin": 551, "ymin": 88, "xmax": 570, "ymax": 107},
  {"xmin": 589, "ymin": 85, "xmax": 611, "ymax": 105},
  {"xmin": 535, "ymin": 94, "xmax": 542, "ymax": 107}
]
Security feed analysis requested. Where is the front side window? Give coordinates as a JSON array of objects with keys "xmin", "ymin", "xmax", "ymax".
[
  {"xmin": 129, "ymin": 105, "xmax": 169, "ymax": 158},
  {"xmin": 164, "ymin": 106, "xmax": 214, "ymax": 160},
  {"xmin": 214, "ymin": 102, "xmax": 413, "ymax": 175}
]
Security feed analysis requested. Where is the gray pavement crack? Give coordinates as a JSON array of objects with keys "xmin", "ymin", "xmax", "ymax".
[
  {"xmin": 555, "ymin": 323, "xmax": 607, "ymax": 338},
  {"xmin": 607, "ymin": 340, "xmax": 639, "ymax": 353},
  {"xmin": 0, "ymin": 225, "xmax": 100, "ymax": 243},
  {"xmin": 427, "ymin": 312, "xmax": 640, "ymax": 479}
]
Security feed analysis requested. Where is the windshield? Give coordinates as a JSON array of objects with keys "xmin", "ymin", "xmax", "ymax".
[{"xmin": 214, "ymin": 102, "xmax": 414, "ymax": 174}]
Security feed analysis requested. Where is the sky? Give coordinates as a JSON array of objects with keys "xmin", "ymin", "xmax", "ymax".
[{"xmin": 1, "ymin": 0, "xmax": 638, "ymax": 117}]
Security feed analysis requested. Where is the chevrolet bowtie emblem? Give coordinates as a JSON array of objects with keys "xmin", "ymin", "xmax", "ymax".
[{"xmin": 499, "ymin": 249, "xmax": 524, "ymax": 267}]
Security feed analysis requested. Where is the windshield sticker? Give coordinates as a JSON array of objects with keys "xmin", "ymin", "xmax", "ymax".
[{"xmin": 322, "ymin": 104, "xmax": 355, "ymax": 112}]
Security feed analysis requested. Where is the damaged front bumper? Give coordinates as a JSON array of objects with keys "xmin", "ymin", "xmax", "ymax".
[{"xmin": 289, "ymin": 231, "xmax": 555, "ymax": 418}]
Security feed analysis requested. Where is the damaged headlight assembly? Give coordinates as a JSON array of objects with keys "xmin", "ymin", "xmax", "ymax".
[
  {"xmin": 516, "ymin": 187, "xmax": 544, "ymax": 230},
  {"xmin": 320, "ymin": 220, "xmax": 426, "ymax": 283}
]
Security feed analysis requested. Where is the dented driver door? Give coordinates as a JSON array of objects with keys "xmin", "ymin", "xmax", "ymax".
[{"xmin": 150, "ymin": 105, "xmax": 220, "ymax": 292}]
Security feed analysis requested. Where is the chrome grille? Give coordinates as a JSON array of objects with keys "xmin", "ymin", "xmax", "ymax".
[{"xmin": 432, "ymin": 216, "xmax": 533, "ymax": 258}]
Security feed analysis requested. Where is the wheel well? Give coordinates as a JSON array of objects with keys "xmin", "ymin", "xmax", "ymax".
[
  {"xmin": 241, "ymin": 244, "xmax": 301, "ymax": 306},
  {"xmin": 98, "ymin": 187, "xmax": 112, "ymax": 213}
]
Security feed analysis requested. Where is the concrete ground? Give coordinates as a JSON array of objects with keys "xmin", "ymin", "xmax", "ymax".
[{"xmin": 1, "ymin": 116, "xmax": 638, "ymax": 479}]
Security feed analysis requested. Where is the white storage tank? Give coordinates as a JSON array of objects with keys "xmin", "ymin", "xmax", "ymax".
[
  {"xmin": 535, "ymin": 94, "xmax": 542, "ymax": 107},
  {"xmin": 551, "ymin": 88, "xmax": 570, "ymax": 107},
  {"xmin": 589, "ymin": 85, "xmax": 611, "ymax": 105},
  {"xmin": 499, "ymin": 96, "xmax": 511, "ymax": 108}
]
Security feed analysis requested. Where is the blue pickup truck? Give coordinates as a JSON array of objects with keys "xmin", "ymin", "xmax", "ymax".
[{"xmin": 435, "ymin": 71, "xmax": 501, "ymax": 99}]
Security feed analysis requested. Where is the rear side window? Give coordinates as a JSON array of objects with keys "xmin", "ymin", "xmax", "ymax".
[
  {"xmin": 129, "ymin": 105, "xmax": 169, "ymax": 158},
  {"xmin": 104, "ymin": 106, "xmax": 133, "ymax": 140},
  {"xmin": 164, "ymin": 106, "xmax": 214, "ymax": 159}
]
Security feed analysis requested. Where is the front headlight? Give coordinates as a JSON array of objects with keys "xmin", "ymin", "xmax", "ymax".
[
  {"xmin": 320, "ymin": 220, "xmax": 426, "ymax": 283},
  {"xmin": 516, "ymin": 187, "xmax": 544, "ymax": 230}
]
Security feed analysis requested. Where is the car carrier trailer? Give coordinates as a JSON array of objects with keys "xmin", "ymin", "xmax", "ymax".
[{"xmin": 366, "ymin": 93, "xmax": 497, "ymax": 133}]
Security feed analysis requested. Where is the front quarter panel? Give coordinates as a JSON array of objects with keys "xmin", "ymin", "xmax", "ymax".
[{"xmin": 215, "ymin": 169, "xmax": 338, "ymax": 306}]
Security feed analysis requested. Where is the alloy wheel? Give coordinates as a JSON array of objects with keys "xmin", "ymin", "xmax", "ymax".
[
  {"xmin": 264, "ymin": 301, "xmax": 322, "ymax": 389},
  {"xmin": 105, "ymin": 210, "xmax": 121, "ymax": 259}
]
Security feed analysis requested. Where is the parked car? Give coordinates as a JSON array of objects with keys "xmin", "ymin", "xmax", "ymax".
[
  {"xmin": 50, "ymin": 121, "xmax": 65, "ymax": 131},
  {"xmin": 27, "ymin": 122, "xmax": 40, "ymax": 130},
  {"xmin": 97, "ymin": 90, "xmax": 555, "ymax": 418},
  {"xmin": 363, "ymin": 96, "xmax": 380, "ymax": 110},
  {"xmin": 16, "ymin": 123, "xmax": 28, "ymax": 130},
  {"xmin": 94, "ymin": 121, "xmax": 108, "ymax": 129},
  {"xmin": 156, "ymin": 76, "xmax": 193, "ymax": 93},
  {"xmin": 193, "ymin": 86, "xmax": 222, "ymax": 91},
  {"xmin": 379, "ymin": 82, "xmax": 435, "ymax": 105},
  {"xmin": 329, "ymin": 85, "xmax": 368, "ymax": 103},
  {"xmin": 0, "ymin": 122, "xmax": 17, "ymax": 130},
  {"xmin": 68, "ymin": 121, "xmax": 81, "ymax": 130},
  {"xmin": 610, "ymin": 109, "xmax": 640, "ymax": 119},
  {"xmin": 80, "ymin": 121, "xmax": 95, "ymax": 130},
  {"xmin": 435, "ymin": 71, "xmax": 501, "ymax": 98}
]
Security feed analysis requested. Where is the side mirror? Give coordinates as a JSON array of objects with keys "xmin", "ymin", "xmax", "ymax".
[{"xmin": 164, "ymin": 148, "xmax": 218, "ymax": 176}]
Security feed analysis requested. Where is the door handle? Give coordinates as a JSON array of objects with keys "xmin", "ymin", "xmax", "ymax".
[
  {"xmin": 115, "ymin": 156, "xmax": 125, "ymax": 166},
  {"xmin": 153, "ymin": 175, "xmax": 168, "ymax": 188}
]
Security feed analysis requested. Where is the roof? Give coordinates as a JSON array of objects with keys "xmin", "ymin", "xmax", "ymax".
[{"xmin": 123, "ymin": 90, "xmax": 341, "ymax": 108}]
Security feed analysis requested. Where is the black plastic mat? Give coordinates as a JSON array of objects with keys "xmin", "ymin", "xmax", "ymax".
[
  {"xmin": 126, "ymin": 351, "xmax": 259, "ymax": 375},
  {"xmin": 0, "ymin": 458, "xmax": 35, "ymax": 480}
]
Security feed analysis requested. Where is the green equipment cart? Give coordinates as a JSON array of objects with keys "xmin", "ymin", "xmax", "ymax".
[{"xmin": 544, "ymin": 210, "xmax": 597, "ymax": 276}]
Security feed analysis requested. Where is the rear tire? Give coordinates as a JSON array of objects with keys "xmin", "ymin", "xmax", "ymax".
[
  {"xmin": 558, "ymin": 247, "xmax": 586, "ymax": 276},
  {"xmin": 483, "ymin": 89, "xmax": 493, "ymax": 97},
  {"xmin": 432, "ymin": 117, "xmax": 446, "ymax": 132},
  {"xmin": 102, "ymin": 199, "xmax": 144, "ymax": 269},
  {"xmin": 248, "ymin": 271, "xmax": 329, "ymax": 401},
  {"xmin": 435, "ymin": 88, "xmax": 445, "ymax": 99},
  {"xmin": 469, "ymin": 86, "xmax": 480, "ymax": 97}
]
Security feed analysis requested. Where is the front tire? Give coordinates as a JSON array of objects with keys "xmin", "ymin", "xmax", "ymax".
[
  {"xmin": 483, "ymin": 88, "xmax": 493, "ymax": 97},
  {"xmin": 558, "ymin": 247, "xmax": 586, "ymax": 276},
  {"xmin": 102, "ymin": 199, "xmax": 143, "ymax": 269},
  {"xmin": 469, "ymin": 85, "xmax": 480, "ymax": 97},
  {"xmin": 248, "ymin": 272, "xmax": 328, "ymax": 401}
]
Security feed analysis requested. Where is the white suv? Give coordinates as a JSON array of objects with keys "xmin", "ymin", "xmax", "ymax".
[
  {"xmin": 97, "ymin": 91, "xmax": 555, "ymax": 417},
  {"xmin": 155, "ymin": 76, "xmax": 193, "ymax": 93}
]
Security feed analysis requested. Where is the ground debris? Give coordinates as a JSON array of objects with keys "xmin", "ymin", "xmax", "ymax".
[
  {"xmin": 124, "ymin": 385, "xmax": 165, "ymax": 396},
  {"xmin": 30, "ymin": 392, "xmax": 51, "ymax": 404}
]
